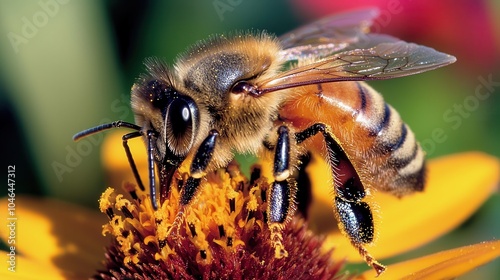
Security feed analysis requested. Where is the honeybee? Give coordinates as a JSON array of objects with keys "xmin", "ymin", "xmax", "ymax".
[{"xmin": 74, "ymin": 8, "xmax": 455, "ymax": 275}]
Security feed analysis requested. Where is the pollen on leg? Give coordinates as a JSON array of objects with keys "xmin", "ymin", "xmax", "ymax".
[{"xmin": 270, "ymin": 223, "xmax": 289, "ymax": 258}]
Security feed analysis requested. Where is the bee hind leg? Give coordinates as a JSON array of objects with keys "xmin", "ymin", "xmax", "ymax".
[{"xmin": 295, "ymin": 123, "xmax": 385, "ymax": 275}]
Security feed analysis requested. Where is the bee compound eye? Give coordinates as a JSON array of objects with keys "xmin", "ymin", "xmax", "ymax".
[{"xmin": 165, "ymin": 96, "xmax": 199, "ymax": 156}]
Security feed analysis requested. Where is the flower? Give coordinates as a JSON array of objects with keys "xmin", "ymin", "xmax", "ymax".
[
  {"xmin": 1, "ymin": 131, "xmax": 499, "ymax": 279},
  {"xmin": 93, "ymin": 161, "xmax": 342, "ymax": 279}
]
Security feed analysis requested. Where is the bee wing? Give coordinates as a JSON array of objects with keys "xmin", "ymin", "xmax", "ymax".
[
  {"xmin": 258, "ymin": 41, "xmax": 456, "ymax": 93},
  {"xmin": 279, "ymin": 8, "xmax": 381, "ymax": 60},
  {"xmin": 279, "ymin": 8, "xmax": 378, "ymax": 48}
]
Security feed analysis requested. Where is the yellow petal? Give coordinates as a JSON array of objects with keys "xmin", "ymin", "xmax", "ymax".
[
  {"xmin": 0, "ymin": 196, "xmax": 109, "ymax": 278},
  {"xmin": 360, "ymin": 239, "xmax": 500, "ymax": 279},
  {"xmin": 310, "ymin": 152, "xmax": 499, "ymax": 261},
  {"xmin": 0, "ymin": 253, "xmax": 66, "ymax": 280}
]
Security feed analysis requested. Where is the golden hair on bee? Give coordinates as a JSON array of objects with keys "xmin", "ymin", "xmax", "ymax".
[{"xmin": 171, "ymin": 32, "xmax": 289, "ymax": 157}]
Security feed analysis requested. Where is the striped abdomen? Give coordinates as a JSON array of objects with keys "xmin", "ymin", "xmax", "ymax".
[{"xmin": 279, "ymin": 81, "xmax": 425, "ymax": 196}]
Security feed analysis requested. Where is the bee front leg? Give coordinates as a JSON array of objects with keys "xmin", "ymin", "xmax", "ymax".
[
  {"xmin": 122, "ymin": 131, "xmax": 147, "ymax": 193},
  {"xmin": 122, "ymin": 129, "xmax": 178, "ymax": 210},
  {"xmin": 268, "ymin": 126, "xmax": 297, "ymax": 258},
  {"xmin": 123, "ymin": 130, "xmax": 164, "ymax": 210}
]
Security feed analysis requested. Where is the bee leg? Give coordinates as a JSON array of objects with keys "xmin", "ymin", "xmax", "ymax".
[
  {"xmin": 123, "ymin": 130, "xmax": 173, "ymax": 211},
  {"xmin": 144, "ymin": 130, "xmax": 184, "ymax": 210},
  {"xmin": 268, "ymin": 126, "xmax": 297, "ymax": 258},
  {"xmin": 187, "ymin": 129, "xmax": 219, "ymax": 182},
  {"xmin": 181, "ymin": 129, "xmax": 219, "ymax": 205},
  {"xmin": 168, "ymin": 130, "xmax": 219, "ymax": 237},
  {"xmin": 145, "ymin": 130, "xmax": 160, "ymax": 210},
  {"xmin": 295, "ymin": 123, "xmax": 385, "ymax": 275},
  {"xmin": 122, "ymin": 131, "xmax": 147, "ymax": 193}
]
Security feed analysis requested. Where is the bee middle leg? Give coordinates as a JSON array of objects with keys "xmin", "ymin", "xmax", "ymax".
[{"xmin": 268, "ymin": 125, "xmax": 297, "ymax": 258}]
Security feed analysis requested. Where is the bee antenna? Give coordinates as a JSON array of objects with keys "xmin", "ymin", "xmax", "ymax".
[
  {"xmin": 73, "ymin": 120, "xmax": 154, "ymax": 208},
  {"xmin": 73, "ymin": 120, "xmax": 142, "ymax": 141}
]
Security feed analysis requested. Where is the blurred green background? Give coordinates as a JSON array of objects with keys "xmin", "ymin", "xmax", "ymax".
[{"xmin": 0, "ymin": 0, "xmax": 499, "ymax": 278}]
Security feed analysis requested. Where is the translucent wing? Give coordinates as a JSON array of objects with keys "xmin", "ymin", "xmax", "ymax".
[
  {"xmin": 279, "ymin": 8, "xmax": 378, "ymax": 48},
  {"xmin": 279, "ymin": 8, "xmax": 382, "ymax": 61},
  {"xmin": 258, "ymin": 41, "xmax": 456, "ymax": 93}
]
